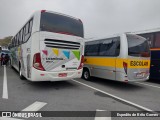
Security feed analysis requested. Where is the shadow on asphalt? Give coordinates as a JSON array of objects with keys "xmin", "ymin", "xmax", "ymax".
[
  {"xmin": 27, "ymin": 81, "xmax": 78, "ymax": 91},
  {"xmin": 147, "ymin": 79, "xmax": 160, "ymax": 84},
  {"xmin": 9, "ymin": 66, "xmax": 79, "ymax": 91},
  {"xmin": 82, "ymin": 77, "xmax": 145, "ymax": 91},
  {"xmin": 9, "ymin": 66, "xmax": 145, "ymax": 91}
]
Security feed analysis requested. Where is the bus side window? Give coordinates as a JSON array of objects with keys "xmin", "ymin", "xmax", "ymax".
[
  {"xmin": 19, "ymin": 29, "xmax": 23, "ymax": 45},
  {"xmin": 24, "ymin": 23, "xmax": 29, "ymax": 42},
  {"xmin": 115, "ymin": 38, "xmax": 120, "ymax": 56},
  {"xmin": 84, "ymin": 44, "xmax": 89, "ymax": 56},
  {"xmin": 24, "ymin": 19, "xmax": 33, "ymax": 43},
  {"xmin": 155, "ymin": 32, "xmax": 160, "ymax": 48},
  {"xmin": 22, "ymin": 27, "xmax": 26, "ymax": 43},
  {"xmin": 17, "ymin": 33, "xmax": 20, "ymax": 46},
  {"xmin": 12, "ymin": 38, "xmax": 14, "ymax": 47},
  {"xmin": 14, "ymin": 36, "xmax": 17, "ymax": 46},
  {"xmin": 99, "ymin": 37, "xmax": 120, "ymax": 57},
  {"xmin": 85, "ymin": 41, "xmax": 100, "ymax": 56},
  {"xmin": 29, "ymin": 19, "xmax": 33, "ymax": 33}
]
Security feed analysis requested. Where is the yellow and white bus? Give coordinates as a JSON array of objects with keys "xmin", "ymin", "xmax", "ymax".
[
  {"xmin": 82, "ymin": 33, "xmax": 150, "ymax": 82},
  {"xmin": 10, "ymin": 10, "xmax": 84, "ymax": 81}
]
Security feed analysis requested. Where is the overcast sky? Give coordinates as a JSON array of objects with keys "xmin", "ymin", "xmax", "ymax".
[{"xmin": 0, "ymin": 0, "xmax": 160, "ymax": 39}]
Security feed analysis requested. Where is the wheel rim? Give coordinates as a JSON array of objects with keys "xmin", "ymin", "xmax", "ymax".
[{"xmin": 84, "ymin": 71, "xmax": 89, "ymax": 79}]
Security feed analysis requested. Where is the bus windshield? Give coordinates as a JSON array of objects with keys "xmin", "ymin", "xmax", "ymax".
[
  {"xmin": 1, "ymin": 50, "xmax": 10, "ymax": 54},
  {"xmin": 40, "ymin": 12, "xmax": 84, "ymax": 37},
  {"xmin": 127, "ymin": 34, "xmax": 150, "ymax": 57}
]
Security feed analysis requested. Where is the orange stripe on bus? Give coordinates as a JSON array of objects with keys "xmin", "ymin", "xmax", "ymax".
[{"xmin": 150, "ymin": 48, "xmax": 160, "ymax": 51}]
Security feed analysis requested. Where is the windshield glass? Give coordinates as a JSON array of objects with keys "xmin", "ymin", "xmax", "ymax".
[
  {"xmin": 127, "ymin": 34, "xmax": 150, "ymax": 57},
  {"xmin": 1, "ymin": 50, "xmax": 10, "ymax": 54},
  {"xmin": 40, "ymin": 12, "xmax": 84, "ymax": 37}
]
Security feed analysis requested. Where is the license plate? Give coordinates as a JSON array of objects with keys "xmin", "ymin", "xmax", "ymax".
[
  {"xmin": 58, "ymin": 73, "xmax": 67, "ymax": 77},
  {"xmin": 136, "ymin": 73, "xmax": 144, "ymax": 78}
]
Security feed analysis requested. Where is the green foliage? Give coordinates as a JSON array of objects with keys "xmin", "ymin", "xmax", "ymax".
[{"xmin": 0, "ymin": 36, "xmax": 12, "ymax": 47}]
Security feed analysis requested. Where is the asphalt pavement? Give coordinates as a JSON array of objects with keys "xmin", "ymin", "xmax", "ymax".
[{"xmin": 0, "ymin": 65, "xmax": 160, "ymax": 120}]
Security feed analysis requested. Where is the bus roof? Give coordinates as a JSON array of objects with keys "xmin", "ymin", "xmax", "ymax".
[
  {"xmin": 10, "ymin": 10, "xmax": 82, "ymax": 42},
  {"xmin": 85, "ymin": 33, "xmax": 142, "ymax": 42},
  {"xmin": 131, "ymin": 28, "xmax": 160, "ymax": 35},
  {"xmin": 85, "ymin": 33, "xmax": 123, "ymax": 42}
]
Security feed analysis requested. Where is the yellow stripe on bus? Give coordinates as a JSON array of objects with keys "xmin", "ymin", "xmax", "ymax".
[
  {"xmin": 150, "ymin": 48, "xmax": 160, "ymax": 51},
  {"xmin": 84, "ymin": 57, "xmax": 150, "ymax": 69}
]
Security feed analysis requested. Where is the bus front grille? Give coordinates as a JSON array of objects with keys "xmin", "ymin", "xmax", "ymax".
[{"xmin": 44, "ymin": 39, "xmax": 80, "ymax": 49}]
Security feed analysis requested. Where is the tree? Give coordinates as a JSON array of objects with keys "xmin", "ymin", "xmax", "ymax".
[{"xmin": 0, "ymin": 36, "xmax": 12, "ymax": 47}]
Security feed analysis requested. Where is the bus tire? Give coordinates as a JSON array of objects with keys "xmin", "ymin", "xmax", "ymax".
[
  {"xmin": 82, "ymin": 68, "xmax": 91, "ymax": 81},
  {"xmin": 19, "ymin": 64, "xmax": 24, "ymax": 80}
]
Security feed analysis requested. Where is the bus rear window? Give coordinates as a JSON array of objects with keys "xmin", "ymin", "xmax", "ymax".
[
  {"xmin": 127, "ymin": 34, "xmax": 150, "ymax": 57},
  {"xmin": 40, "ymin": 12, "xmax": 84, "ymax": 37}
]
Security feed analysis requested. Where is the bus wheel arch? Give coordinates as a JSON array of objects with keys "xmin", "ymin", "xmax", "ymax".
[{"xmin": 82, "ymin": 67, "xmax": 91, "ymax": 81}]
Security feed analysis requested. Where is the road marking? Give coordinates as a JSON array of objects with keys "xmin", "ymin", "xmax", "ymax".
[
  {"xmin": 0, "ymin": 117, "xmax": 23, "ymax": 120},
  {"xmin": 2, "ymin": 65, "xmax": 8, "ymax": 99},
  {"xmin": 0, "ymin": 101, "xmax": 46, "ymax": 120},
  {"xmin": 136, "ymin": 82, "xmax": 160, "ymax": 89},
  {"xmin": 95, "ymin": 109, "xmax": 111, "ymax": 120},
  {"xmin": 22, "ymin": 101, "xmax": 47, "ymax": 111},
  {"xmin": 72, "ymin": 79, "xmax": 154, "ymax": 112}
]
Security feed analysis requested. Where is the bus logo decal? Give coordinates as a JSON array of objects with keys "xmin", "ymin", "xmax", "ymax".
[
  {"xmin": 63, "ymin": 50, "xmax": 70, "ymax": 59},
  {"xmin": 42, "ymin": 50, "xmax": 48, "ymax": 56},
  {"xmin": 72, "ymin": 50, "xmax": 80, "ymax": 60},
  {"xmin": 52, "ymin": 48, "xmax": 59, "ymax": 56}
]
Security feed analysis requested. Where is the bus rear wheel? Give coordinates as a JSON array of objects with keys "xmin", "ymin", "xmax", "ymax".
[{"xmin": 82, "ymin": 69, "xmax": 91, "ymax": 81}]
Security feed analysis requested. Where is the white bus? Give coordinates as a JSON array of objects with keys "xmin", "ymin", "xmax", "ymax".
[
  {"xmin": 82, "ymin": 33, "xmax": 150, "ymax": 82},
  {"xmin": 10, "ymin": 10, "xmax": 84, "ymax": 81}
]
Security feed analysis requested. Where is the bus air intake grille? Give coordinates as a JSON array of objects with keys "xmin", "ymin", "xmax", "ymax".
[{"xmin": 44, "ymin": 39, "xmax": 80, "ymax": 50}]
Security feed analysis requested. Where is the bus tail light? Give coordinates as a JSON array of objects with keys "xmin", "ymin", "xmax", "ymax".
[
  {"xmin": 140, "ymin": 52, "xmax": 150, "ymax": 57},
  {"xmin": 41, "ymin": 10, "xmax": 46, "ymax": 13},
  {"xmin": 33, "ymin": 53, "xmax": 45, "ymax": 71},
  {"xmin": 78, "ymin": 55, "xmax": 84, "ymax": 70},
  {"xmin": 124, "ymin": 80, "xmax": 128, "ymax": 83},
  {"xmin": 123, "ymin": 62, "xmax": 128, "ymax": 74}
]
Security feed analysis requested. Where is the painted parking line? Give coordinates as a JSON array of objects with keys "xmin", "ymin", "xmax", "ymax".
[
  {"xmin": 95, "ymin": 109, "xmax": 111, "ymax": 120},
  {"xmin": 72, "ymin": 79, "xmax": 154, "ymax": 112},
  {"xmin": 136, "ymin": 82, "xmax": 160, "ymax": 89},
  {"xmin": 2, "ymin": 65, "xmax": 8, "ymax": 99},
  {"xmin": 22, "ymin": 101, "xmax": 47, "ymax": 111}
]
